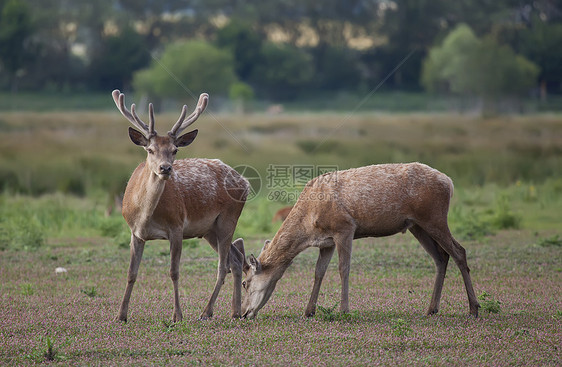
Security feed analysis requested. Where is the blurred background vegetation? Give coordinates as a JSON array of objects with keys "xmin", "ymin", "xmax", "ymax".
[
  {"xmin": 0, "ymin": 0, "xmax": 561, "ymax": 113},
  {"xmin": 0, "ymin": 1, "xmax": 561, "ymax": 249}
]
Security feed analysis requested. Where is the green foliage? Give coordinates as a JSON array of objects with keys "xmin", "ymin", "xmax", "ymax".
[
  {"xmin": 449, "ymin": 207, "xmax": 493, "ymax": 241},
  {"xmin": 89, "ymin": 26, "xmax": 150, "ymax": 90},
  {"xmin": 422, "ymin": 24, "xmax": 540, "ymax": 98},
  {"xmin": 97, "ymin": 217, "xmax": 124, "ymax": 238},
  {"xmin": 98, "ymin": 216, "xmax": 130, "ymax": 249},
  {"xmin": 316, "ymin": 303, "xmax": 338, "ymax": 322},
  {"xmin": 251, "ymin": 42, "xmax": 314, "ymax": 100},
  {"xmin": 43, "ymin": 336, "xmax": 56, "ymax": 362},
  {"xmin": 215, "ymin": 19, "xmax": 262, "ymax": 80},
  {"xmin": 313, "ymin": 46, "xmax": 362, "ymax": 90},
  {"xmin": 518, "ymin": 21, "xmax": 562, "ymax": 92},
  {"xmin": 19, "ymin": 282, "xmax": 34, "ymax": 296},
  {"xmin": 234, "ymin": 196, "xmax": 273, "ymax": 238},
  {"xmin": 229, "ymin": 81, "xmax": 255, "ymax": 113},
  {"xmin": 0, "ymin": 0, "xmax": 33, "ymax": 84},
  {"xmin": 0, "ymin": 214, "xmax": 45, "ymax": 251},
  {"xmin": 490, "ymin": 195, "xmax": 521, "ymax": 230},
  {"xmin": 133, "ymin": 40, "xmax": 237, "ymax": 99},
  {"xmin": 536, "ymin": 234, "xmax": 562, "ymax": 248},
  {"xmin": 390, "ymin": 318, "xmax": 412, "ymax": 336},
  {"xmin": 229, "ymin": 81, "xmax": 254, "ymax": 101},
  {"xmin": 478, "ymin": 291, "xmax": 501, "ymax": 314},
  {"xmin": 81, "ymin": 286, "xmax": 98, "ymax": 298},
  {"xmin": 450, "ymin": 192, "xmax": 521, "ymax": 240},
  {"xmin": 182, "ymin": 239, "xmax": 199, "ymax": 249},
  {"xmin": 11, "ymin": 218, "xmax": 44, "ymax": 250},
  {"xmin": 316, "ymin": 304, "xmax": 357, "ymax": 322}
]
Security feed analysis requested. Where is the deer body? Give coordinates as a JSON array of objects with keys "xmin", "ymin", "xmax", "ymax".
[
  {"xmin": 123, "ymin": 158, "xmax": 239, "ymax": 240},
  {"xmin": 112, "ymin": 90, "xmax": 249, "ymax": 322},
  {"xmin": 242, "ymin": 163, "xmax": 480, "ymax": 319}
]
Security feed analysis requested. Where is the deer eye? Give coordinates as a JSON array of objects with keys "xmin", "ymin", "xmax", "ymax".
[
  {"xmin": 172, "ymin": 149, "xmax": 178, "ymax": 155},
  {"xmin": 146, "ymin": 148, "xmax": 154, "ymax": 154},
  {"xmin": 242, "ymin": 281, "xmax": 247, "ymax": 289}
]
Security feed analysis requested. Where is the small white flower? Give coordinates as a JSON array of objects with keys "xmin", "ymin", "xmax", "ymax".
[{"xmin": 55, "ymin": 267, "xmax": 67, "ymax": 274}]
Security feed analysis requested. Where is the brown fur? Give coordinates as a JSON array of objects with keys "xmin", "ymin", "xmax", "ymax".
[
  {"xmin": 242, "ymin": 163, "xmax": 479, "ymax": 319},
  {"xmin": 112, "ymin": 90, "xmax": 249, "ymax": 322}
]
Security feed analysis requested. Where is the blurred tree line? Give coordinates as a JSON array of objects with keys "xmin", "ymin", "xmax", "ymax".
[{"xmin": 0, "ymin": 0, "xmax": 561, "ymax": 104}]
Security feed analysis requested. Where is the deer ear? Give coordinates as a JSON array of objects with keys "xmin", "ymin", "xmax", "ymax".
[
  {"xmin": 175, "ymin": 129, "xmax": 198, "ymax": 147},
  {"xmin": 128, "ymin": 127, "xmax": 149, "ymax": 146},
  {"xmin": 248, "ymin": 254, "xmax": 261, "ymax": 273}
]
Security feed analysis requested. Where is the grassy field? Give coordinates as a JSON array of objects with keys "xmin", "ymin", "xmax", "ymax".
[{"xmin": 0, "ymin": 110, "xmax": 561, "ymax": 365}]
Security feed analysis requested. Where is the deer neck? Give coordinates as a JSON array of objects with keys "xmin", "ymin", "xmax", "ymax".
[
  {"xmin": 126, "ymin": 165, "xmax": 169, "ymax": 236},
  {"xmin": 259, "ymin": 220, "xmax": 309, "ymax": 272}
]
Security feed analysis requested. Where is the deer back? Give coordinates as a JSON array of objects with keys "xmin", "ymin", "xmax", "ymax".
[{"xmin": 279, "ymin": 163, "xmax": 453, "ymax": 240}]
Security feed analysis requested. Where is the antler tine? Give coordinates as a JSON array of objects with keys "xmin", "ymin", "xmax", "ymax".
[
  {"xmin": 112, "ymin": 89, "xmax": 151, "ymax": 137},
  {"xmin": 169, "ymin": 105, "xmax": 188, "ymax": 137},
  {"xmin": 130, "ymin": 103, "xmax": 150, "ymax": 132},
  {"xmin": 168, "ymin": 93, "xmax": 209, "ymax": 137},
  {"xmin": 148, "ymin": 103, "xmax": 155, "ymax": 137}
]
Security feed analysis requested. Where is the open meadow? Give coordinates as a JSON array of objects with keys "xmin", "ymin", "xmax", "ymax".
[{"xmin": 0, "ymin": 110, "xmax": 561, "ymax": 365}]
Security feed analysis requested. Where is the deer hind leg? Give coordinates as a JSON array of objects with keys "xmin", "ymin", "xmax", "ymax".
[
  {"xmin": 169, "ymin": 233, "xmax": 183, "ymax": 322},
  {"xmin": 419, "ymin": 222, "xmax": 480, "ymax": 317},
  {"xmin": 304, "ymin": 245, "xmax": 336, "ymax": 317},
  {"xmin": 116, "ymin": 234, "xmax": 145, "ymax": 322},
  {"xmin": 335, "ymin": 233, "xmax": 354, "ymax": 314},
  {"xmin": 409, "ymin": 224, "xmax": 450, "ymax": 315}
]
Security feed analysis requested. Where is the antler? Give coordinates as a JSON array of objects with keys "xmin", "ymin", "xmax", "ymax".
[
  {"xmin": 168, "ymin": 93, "xmax": 209, "ymax": 137},
  {"xmin": 112, "ymin": 89, "xmax": 156, "ymax": 138}
]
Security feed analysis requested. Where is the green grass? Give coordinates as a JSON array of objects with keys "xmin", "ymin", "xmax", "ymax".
[{"xmin": 0, "ymin": 225, "xmax": 560, "ymax": 365}]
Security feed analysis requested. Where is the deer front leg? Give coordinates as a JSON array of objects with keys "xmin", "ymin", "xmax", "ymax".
[
  {"xmin": 305, "ymin": 246, "xmax": 335, "ymax": 317},
  {"xmin": 169, "ymin": 234, "xmax": 183, "ymax": 322},
  {"xmin": 335, "ymin": 234, "xmax": 353, "ymax": 314},
  {"xmin": 116, "ymin": 234, "xmax": 145, "ymax": 322}
]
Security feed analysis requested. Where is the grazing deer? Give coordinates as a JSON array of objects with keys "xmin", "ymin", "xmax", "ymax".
[
  {"xmin": 271, "ymin": 205, "xmax": 293, "ymax": 223},
  {"xmin": 112, "ymin": 90, "xmax": 249, "ymax": 322},
  {"xmin": 242, "ymin": 163, "xmax": 480, "ymax": 319}
]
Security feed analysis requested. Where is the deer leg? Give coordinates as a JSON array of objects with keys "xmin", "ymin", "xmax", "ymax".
[
  {"xmin": 421, "ymin": 223, "xmax": 480, "ymax": 317},
  {"xmin": 409, "ymin": 225, "xmax": 450, "ymax": 315},
  {"xmin": 335, "ymin": 234, "xmax": 353, "ymax": 314},
  {"xmin": 169, "ymin": 234, "xmax": 183, "ymax": 322},
  {"xmin": 201, "ymin": 227, "xmax": 236, "ymax": 319},
  {"xmin": 452, "ymin": 238, "xmax": 480, "ymax": 317},
  {"xmin": 116, "ymin": 234, "xmax": 145, "ymax": 322},
  {"xmin": 229, "ymin": 239, "xmax": 245, "ymax": 318},
  {"xmin": 304, "ymin": 245, "xmax": 336, "ymax": 317}
]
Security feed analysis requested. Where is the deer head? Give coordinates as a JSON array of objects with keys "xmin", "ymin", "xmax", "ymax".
[
  {"xmin": 112, "ymin": 90, "xmax": 209, "ymax": 180},
  {"xmin": 242, "ymin": 240, "xmax": 279, "ymax": 319}
]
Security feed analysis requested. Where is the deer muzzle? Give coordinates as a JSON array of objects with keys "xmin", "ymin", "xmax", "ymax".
[{"xmin": 159, "ymin": 164, "xmax": 173, "ymax": 178}]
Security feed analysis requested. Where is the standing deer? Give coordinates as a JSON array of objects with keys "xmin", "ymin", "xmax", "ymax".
[
  {"xmin": 112, "ymin": 90, "xmax": 249, "ymax": 322},
  {"xmin": 242, "ymin": 163, "xmax": 480, "ymax": 319}
]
